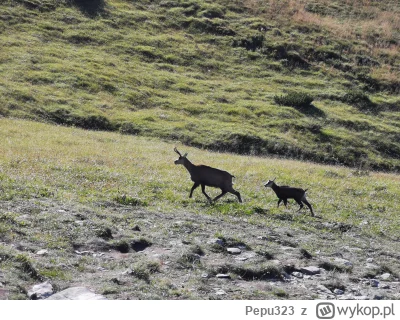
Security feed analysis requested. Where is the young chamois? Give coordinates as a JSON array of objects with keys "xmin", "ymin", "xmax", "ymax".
[
  {"xmin": 174, "ymin": 147, "xmax": 242, "ymax": 203},
  {"xmin": 264, "ymin": 178, "xmax": 314, "ymax": 216}
]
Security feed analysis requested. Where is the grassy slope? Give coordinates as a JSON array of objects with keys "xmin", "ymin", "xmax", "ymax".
[
  {"xmin": 1, "ymin": 118, "xmax": 399, "ymax": 237},
  {"xmin": 0, "ymin": 119, "xmax": 400, "ymax": 299},
  {"xmin": 0, "ymin": 0, "xmax": 400, "ymax": 171}
]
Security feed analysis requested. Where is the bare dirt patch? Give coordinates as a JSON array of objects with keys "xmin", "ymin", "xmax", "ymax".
[{"xmin": 0, "ymin": 199, "xmax": 399, "ymax": 300}]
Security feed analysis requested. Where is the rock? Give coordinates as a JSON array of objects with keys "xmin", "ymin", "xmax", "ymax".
[
  {"xmin": 292, "ymin": 272, "xmax": 303, "ymax": 278},
  {"xmin": 365, "ymin": 263, "xmax": 379, "ymax": 270},
  {"xmin": 379, "ymin": 273, "xmax": 392, "ymax": 281},
  {"xmin": 334, "ymin": 258, "xmax": 353, "ymax": 267},
  {"xmin": 370, "ymin": 279, "xmax": 379, "ymax": 287},
  {"xmin": 46, "ymin": 287, "xmax": 107, "ymax": 300},
  {"xmin": 28, "ymin": 281, "xmax": 53, "ymax": 300},
  {"xmin": 366, "ymin": 258, "xmax": 374, "ymax": 263},
  {"xmin": 132, "ymin": 225, "xmax": 141, "ymax": 232},
  {"xmin": 36, "ymin": 249, "xmax": 48, "ymax": 256},
  {"xmin": 300, "ymin": 266, "xmax": 320, "ymax": 275},
  {"xmin": 201, "ymin": 273, "xmax": 209, "ymax": 278},
  {"xmin": 317, "ymin": 285, "xmax": 332, "ymax": 294},
  {"xmin": 74, "ymin": 250, "xmax": 93, "ymax": 255},
  {"xmin": 257, "ymin": 236, "xmax": 268, "ymax": 240},
  {"xmin": 334, "ymin": 289, "xmax": 344, "ymax": 295},
  {"xmin": 216, "ymin": 274, "xmax": 231, "ymax": 279},
  {"xmin": 122, "ymin": 268, "xmax": 133, "ymax": 275},
  {"xmin": 208, "ymin": 238, "xmax": 224, "ymax": 246},
  {"xmin": 380, "ymin": 284, "xmax": 390, "ymax": 289},
  {"xmin": 227, "ymin": 248, "xmax": 241, "ymax": 255},
  {"xmin": 215, "ymin": 289, "xmax": 226, "ymax": 295},
  {"xmin": 235, "ymin": 257, "xmax": 248, "ymax": 261},
  {"xmin": 373, "ymin": 295, "xmax": 385, "ymax": 300}
]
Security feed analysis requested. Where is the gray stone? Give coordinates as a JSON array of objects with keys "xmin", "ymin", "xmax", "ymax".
[
  {"xmin": 334, "ymin": 289, "xmax": 344, "ymax": 295},
  {"xmin": 365, "ymin": 263, "xmax": 379, "ymax": 270},
  {"xmin": 201, "ymin": 273, "xmax": 209, "ymax": 278},
  {"xmin": 366, "ymin": 258, "xmax": 374, "ymax": 263},
  {"xmin": 334, "ymin": 258, "xmax": 353, "ymax": 267},
  {"xmin": 36, "ymin": 249, "xmax": 48, "ymax": 256},
  {"xmin": 122, "ymin": 268, "xmax": 133, "ymax": 275},
  {"xmin": 227, "ymin": 247, "xmax": 241, "ymax": 255},
  {"xmin": 235, "ymin": 257, "xmax": 248, "ymax": 261},
  {"xmin": 215, "ymin": 289, "xmax": 226, "ymax": 295},
  {"xmin": 292, "ymin": 272, "xmax": 303, "ymax": 278},
  {"xmin": 216, "ymin": 274, "xmax": 231, "ymax": 279},
  {"xmin": 300, "ymin": 266, "xmax": 321, "ymax": 275},
  {"xmin": 317, "ymin": 285, "xmax": 332, "ymax": 294},
  {"xmin": 380, "ymin": 284, "xmax": 390, "ymax": 289},
  {"xmin": 338, "ymin": 294, "xmax": 355, "ymax": 300},
  {"xmin": 208, "ymin": 238, "xmax": 224, "ymax": 246},
  {"xmin": 379, "ymin": 273, "xmax": 392, "ymax": 281},
  {"xmin": 46, "ymin": 287, "xmax": 107, "ymax": 300},
  {"xmin": 370, "ymin": 279, "xmax": 379, "ymax": 287},
  {"xmin": 28, "ymin": 281, "xmax": 53, "ymax": 300}
]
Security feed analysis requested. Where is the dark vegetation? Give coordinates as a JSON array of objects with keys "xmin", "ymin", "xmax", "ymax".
[{"xmin": 1, "ymin": 0, "xmax": 400, "ymax": 171}]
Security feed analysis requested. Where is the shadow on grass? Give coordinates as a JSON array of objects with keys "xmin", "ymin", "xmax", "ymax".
[
  {"xmin": 296, "ymin": 104, "xmax": 326, "ymax": 117},
  {"xmin": 71, "ymin": 0, "xmax": 106, "ymax": 17}
]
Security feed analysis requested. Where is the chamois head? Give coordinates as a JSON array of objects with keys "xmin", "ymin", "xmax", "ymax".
[
  {"xmin": 264, "ymin": 178, "xmax": 276, "ymax": 188},
  {"xmin": 174, "ymin": 147, "xmax": 188, "ymax": 165}
]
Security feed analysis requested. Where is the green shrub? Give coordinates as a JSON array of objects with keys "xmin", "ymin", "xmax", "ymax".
[
  {"xmin": 274, "ymin": 92, "xmax": 314, "ymax": 108},
  {"xmin": 199, "ymin": 4, "xmax": 225, "ymax": 19},
  {"xmin": 118, "ymin": 122, "xmax": 141, "ymax": 135},
  {"xmin": 341, "ymin": 91, "xmax": 376, "ymax": 110},
  {"xmin": 113, "ymin": 195, "xmax": 147, "ymax": 206}
]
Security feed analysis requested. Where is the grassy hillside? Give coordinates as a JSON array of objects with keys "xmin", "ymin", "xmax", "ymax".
[
  {"xmin": 0, "ymin": 0, "xmax": 400, "ymax": 171},
  {"xmin": 1, "ymin": 118, "xmax": 400, "ymax": 235},
  {"xmin": 0, "ymin": 119, "xmax": 399, "ymax": 299}
]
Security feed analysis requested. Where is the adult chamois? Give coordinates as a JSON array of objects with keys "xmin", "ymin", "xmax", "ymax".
[
  {"xmin": 174, "ymin": 147, "xmax": 242, "ymax": 203},
  {"xmin": 264, "ymin": 178, "xmax": 314, "ymax": 216}
]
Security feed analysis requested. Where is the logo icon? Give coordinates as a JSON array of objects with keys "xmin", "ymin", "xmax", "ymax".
[{"xmin": 316, "ymin": 303, "xmax": 335, "ymax": 319}]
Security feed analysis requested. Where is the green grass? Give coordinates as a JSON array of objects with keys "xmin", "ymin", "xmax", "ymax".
[
  {"xmin": 0, "ymin": 0, "xmax": 399, "ymax": 171},
  {"xmin": 1, "ymin": 118, "xmax": 399, "ymax": 239}
]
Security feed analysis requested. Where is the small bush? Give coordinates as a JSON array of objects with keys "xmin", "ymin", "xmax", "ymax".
[
  {"xmin": 113, "ymin": 195, "xmax": 147, "ymax": 206},
  {"xmin": 274, "ymin": 92, "xmax": 314, "ymax": 108},
  {"xmin": 95, "ymin": 227, "xmax": 113, "ymax": 240},
  {"xmin": 111, "ymin": 240, "xmax": 130, "ymax": 253},
  {"xmin": 118, "ymin": 122, "xmax": 141, "ymax": 135},
  {"xmin": 199, "ymin": 5, "xmax": 225, "ymax": 19},
  {"xmin": 233, "ymin": 34, "xmax": 264, "ymax": 51},
  {"xmin": 341, "ymin": 91, "xmax": 376, "ymax": 111}
]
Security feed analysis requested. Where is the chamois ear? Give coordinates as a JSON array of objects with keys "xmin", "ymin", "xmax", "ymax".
[
  {"xmin": 273, "ymin": 177, "xmax": 276, "ymax": 182},
  {"xmin": 183, "ymin": 153, "xmax": 188, "ymax": 158}
]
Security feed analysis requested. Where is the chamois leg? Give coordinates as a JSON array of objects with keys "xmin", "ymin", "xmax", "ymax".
[
  {"xmin": 302, "ymin": 199, "xmax": 314, "ymax": 216},
  {"xmin": 277, "ymin": 199, "xmax": 282, "ymax": 207},
  {"xmin": 201, "ymin": 184, "xmax": 212, "ymax": 203},
  {"xmin": 189, "ymin": 182, "xmax": 200, "ymax": 198},
  {"xmin": 228, "ymin": 186, "xmax": 242, "ymax": 203},
  {"xmin": 283, "ymin": 199, "xmax": 288, "ymax": 207},
  {"xmin": 213, "ymin": 190, "xmax": 227, "ymax": 203},
  {"xmin": 232, "ymin": 190, "xmax": 242, "ymax": 203},
  {"xmin": 295, "ymin": 199, "xmax": 304, "ymax": 212}
]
